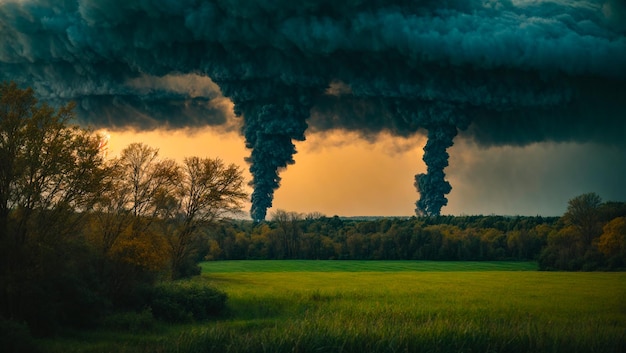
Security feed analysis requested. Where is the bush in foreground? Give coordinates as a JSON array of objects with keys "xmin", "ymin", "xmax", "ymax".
[
  {"xmin": 101, "ymin": 309, "xmax": 156, "ymax": 333},
  {"xmin": 149, "ymin": 282, "xmax": 227, "ymax": 323},
  {"xmin": 0, "ymin": 318, "xmax": 39, "ymax": 353}
]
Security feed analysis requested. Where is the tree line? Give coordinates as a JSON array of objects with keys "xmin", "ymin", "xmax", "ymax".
[
  {"xmin": 207, "ymin": 213, "xmax": 554, "ymax": 262},
  {"xmin": 0, "ymin": 82, "xmax": 246, "ymax": 335},
  {"xmin": 204, "ymin": 196, "xmax": 625, "ymax": 270}
]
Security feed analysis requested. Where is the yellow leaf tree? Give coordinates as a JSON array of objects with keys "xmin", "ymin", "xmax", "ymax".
[{"xmin": 596, "ymin": 217, "xmax": 626, "ymax": 268}]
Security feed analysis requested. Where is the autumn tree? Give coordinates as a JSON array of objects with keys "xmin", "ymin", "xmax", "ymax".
[
  {"xmin": 0, "ymin": 82, "xmax": 105, "ymax": 245},
  {"xmin": 117, "ymin": 143, "xmax": 180, "ymax": 235},
  {"xmin": 90, "ymin": 144, "xmax": 248, "ymax": 282},
  {"xmin": 563, "ymin": 192, "xmax": 603, "ymax": 245},
  {"xmin": 539, "ymin": 193, "xmax": 618, "ymax": 271},
  {"xmin": 271, "ymin": 210, "xmax": 303, "ymax": 259},
  {"xmin": 167, "ymin": 157, "xmax": 247, "ymax": 279},
  {"xmin": 89, "ymin": 143, "xmax": 178, "ymax": 302},
  {"xmin": 596, "ymin": 217, "xmax": 626, "ymax": 269},
  {"xmin": 0, "ymin": 82, "xmax": 108, "ymax": 332}
]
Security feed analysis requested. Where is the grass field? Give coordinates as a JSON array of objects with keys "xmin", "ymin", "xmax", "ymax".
[
  {"xmin": 200, "ymin": 260, "xmax": 539, "ymax": 272},
  {"xmin": 41, "ymin": 261, "xmax": 626, "ymax": 353}
]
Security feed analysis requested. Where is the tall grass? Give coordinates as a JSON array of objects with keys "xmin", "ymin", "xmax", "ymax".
[{"xmin": 39, "ymin": 261, "xmax": 625, "ymax": 353}]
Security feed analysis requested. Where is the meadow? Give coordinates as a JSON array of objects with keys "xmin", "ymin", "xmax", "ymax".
[{"xmin": 41, "ymin": 261, "xmax": 626, "ymax": 353}]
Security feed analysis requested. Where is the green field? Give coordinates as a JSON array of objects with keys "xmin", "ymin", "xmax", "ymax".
[
  {"xmin": 41, "ymin": 261, "xmax": 626, "ymax": 353},
  {"xmin": 200, "ymin": 260, "xmax": 539, "ymax": 272}
]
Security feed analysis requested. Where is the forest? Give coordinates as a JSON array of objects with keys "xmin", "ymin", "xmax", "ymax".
[
  {"xmin": 206, "ymin": 201, "xmax": 626, "ymax": 271},
  {"xmin": 1, "ymin": 81, "xmax": 626, "ymax": 346}
]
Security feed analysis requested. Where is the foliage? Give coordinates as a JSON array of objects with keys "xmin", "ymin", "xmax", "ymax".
[
  {"xmin": 206, "ymin": 213, "xmax": 559, "ymax": 262},
  {"xmin": 563, "ymin": 192, "xmax": 603, "ymax": 245},
  {"xmin": 101, "ymin": 309, "xmax": 156, "ymax": 333},
  {"xmin": 597, "ymin": 217, "xmax": 626, "ymax": 269},
  {"xmin": 89, "ymin": 142, "xmax": 180, "ymax": 297},
  {"xmin": 90, "ymin": 143, "xmax": 247, "ymax": 284},
  {"xmin": 167, "ymin": 156, "xmax": 247, "ymax": 279},
  {"xmin": 269, "ymin": 210, "xmax": 303, "ymax": 259},
  {"xmin": 0, "ymin": 318, "xmax": 38, "ymax": 353},
  {"xmin": 149, "ymin": 282, "xmax": 227, "ymax": 323},
  {"xmin": 0, "ymin": 81, "xmax": 109, "ymax": 334},
  {"xmin": 0, "ymin": 82, "xmax": 241, "ymax": 339},
  {"xmin": 539, "ymin": 194, "xmax": 626, "ymax": 271},
  {"xmin": 204, "ymin": 200, "xmax": 625, "ymax": 271}
]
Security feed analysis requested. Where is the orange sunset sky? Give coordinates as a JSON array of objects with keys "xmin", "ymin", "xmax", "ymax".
[{"xmin": 103, "ymin": 127, "xmax": 626, "ymax": 219}]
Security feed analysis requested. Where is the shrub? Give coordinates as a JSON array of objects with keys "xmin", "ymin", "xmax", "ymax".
[
  {"xmin": 149, "ymin": 282, "xmax": 227, "ymax": 323},
  {"xmin": 0, "ymin": 318, "xmax": 39, "ymax": 353},
  {"xmin": 101, "ymin": 309, "xmax": 156, "ymax": 333},
  {"xmin": 172, "ymin": 258, "xmax": 202, "ymax": 280}
]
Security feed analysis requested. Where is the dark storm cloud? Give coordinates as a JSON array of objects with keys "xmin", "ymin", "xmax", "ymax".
[{"xmin": 1, "ymin": 0, "xmax": 625, "ymax": 218}]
